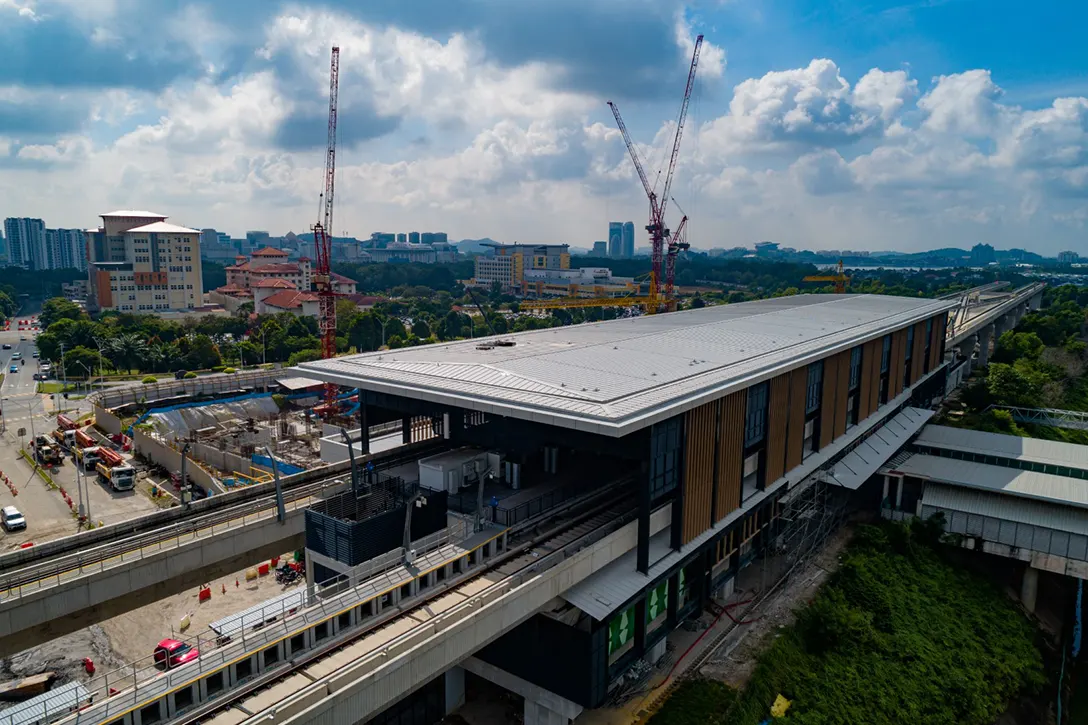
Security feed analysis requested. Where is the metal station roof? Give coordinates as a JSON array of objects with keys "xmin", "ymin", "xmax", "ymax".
[
  {"xmin": 886, "ymin": 453, "xmax": 1088, "ymax": 510},
  {"xmin": 914, "ymin": 424, "xmax": 1088, "ymax": 471},
  {"xmin": 826, "ymin": 407, "xmax": 934, "ymax": 490},
  {"xmin": 299, "ymin": 294, "xmax": 954, "ymax": 437},
  {"xmin": 923, "ymin": 483, "xmax": 1088, "ymax": 536},
  {"xmin": 1, "ymin": 681, "xmax": 89, "ymax": 725},
  {"xmin": 210, "ymin": 589, "xmax": 306, "ymax": 638}
]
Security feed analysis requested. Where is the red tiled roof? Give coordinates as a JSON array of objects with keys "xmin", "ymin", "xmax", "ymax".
[
  {"xmin": 254, "ymin": 263, "xmax": 302, "ymax": 274},
  {"xmin": 330, "ymin": 272, "xmax": 357, "ymax": 283},
  {"xmin": 224, "ymin": 262, "xmax": 250, "ymax": 271},
  {"xmin": 261, "ymin": 290, "xmax": 319, "ymax": 309},
  {"xmin": 298, "ymin": 256, "xmax": 311, "ymax": 262},
  {"xmin": 254, "ymin": 278, "xmax": 297, "ymax": 290},
  {"xmin": 252, "ymin": 247, "xmax": 289, "ymax": 257}
]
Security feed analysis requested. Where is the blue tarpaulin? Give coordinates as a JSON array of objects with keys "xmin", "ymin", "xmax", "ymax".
[{"xmin": 252, "ymin": 453, "xmax": 306, "ymax": 475}]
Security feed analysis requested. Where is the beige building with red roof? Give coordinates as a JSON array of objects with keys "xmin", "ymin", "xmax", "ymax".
[{"xmin": 212, "ymin": 246, "xmax": 357, "ymax": 318}]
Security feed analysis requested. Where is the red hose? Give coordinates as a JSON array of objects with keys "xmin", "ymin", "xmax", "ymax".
[{"xmin": 652, "ymin": 597, "xmax": 757, "ymax": 690}]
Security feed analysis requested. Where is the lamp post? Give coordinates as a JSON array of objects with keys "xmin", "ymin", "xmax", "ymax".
[
  {"xmin": 255, "ymin": 328, "xmax": 267, "ymax": 365},
  {"xmin": 4, "ymin": 396, "xmax": 42, "ymax": 451}
]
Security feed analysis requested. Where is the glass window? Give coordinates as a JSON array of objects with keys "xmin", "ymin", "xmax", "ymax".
[
  {"xmin": 906, "ymin": 326, "xmax": 915, "ymax": 360},
  {"xmin": 881, "ymin": 335, "xmax": 891, "ymax": 372},
  {"xmin": 742, "ymin": 452, "xmax": 760, "ymax": 501},
  {"xmin": 846, "ymin": 394, "xmax": 859, "ymax": 428},
  {"xmin": 805, "ymin": 362, "xmax": 823, "ymax": 414},
  {"xmin": 803, "ymin": 418, "xmax": 816, "ymax": 459},
  {"xmin": 744, "ymin": 383, "xmax": 769, "ymax": 448},
  {"xmin": 849, "ymin": 346, "xmax": 863, "ymax": 390}
]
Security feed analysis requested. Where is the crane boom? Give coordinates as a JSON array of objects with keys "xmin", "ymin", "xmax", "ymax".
[
  {"xmin": 660, "ymin": 34, "xmax": 703, "ymax": 209},
  {"xmin": 323, "ymin": 46, "xmax": 339, "ymax": 238},
  {"xmin": 607, "ymin": 101, "xmax": 658, "ymax": 216}
]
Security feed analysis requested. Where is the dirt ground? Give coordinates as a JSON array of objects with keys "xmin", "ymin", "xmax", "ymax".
[{"xmin": 0, "ymin": 552, "xmax": 301, "ymax": 691}]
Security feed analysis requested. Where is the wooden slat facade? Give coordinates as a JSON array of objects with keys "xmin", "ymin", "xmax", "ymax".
[
  {"xmin": 928, "ymin": 314, "xmax": 945, "ymax": 372},
  {"xmin": 764, "ymin": 374, "xmax": 791, "ymax": 484},
  {"xmin": 833, "ymin": 350, "xmax": 850, "ymax": 438},
  {"xmin": 909, "ymin": 321, "xmax": 927, "ymax": 384},
  {"xmin": 785, "ymin": 367, "xmax": 808, "ymax": 471},
  {"xmin": 890, "ymin": 329, "xmax": 907, "ymax": 396},
  {"xmin": 681, "ymin": 401, "xmax": 716, "ymax": 545},
  {"xmin": 858, "ymin": 340, "xmax": 877, "ymax": 420},
  {"xmin": 716, "ymin": 390, "xmax": 746, "ymax": 521}
]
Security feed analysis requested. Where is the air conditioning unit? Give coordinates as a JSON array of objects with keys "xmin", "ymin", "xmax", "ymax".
[{"xmin": 405, "ymin": 549, "xmax": 417, "ymax": 566}]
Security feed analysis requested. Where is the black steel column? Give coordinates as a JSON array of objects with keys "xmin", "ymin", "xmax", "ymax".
[
  {"xmin": 670, "ymin": 416, "xmax": 687, "ymax": 552},
  {"xmin": 358, "ymin": 400, "xmax": 370, "ymax": 454},
  {"xmin": 666, "ymin": 570, "xmax": 679, "ymax": 623},
  {"xmin": 637, "ymin": 473, "xmax": 651, "ymax": 575},
  {"xmin": 634, "ymin": 599, "xmax": 647, "ymax": 656},
  {"xmin": 402, "ymin": 415, "xmax": 412, "ymax": 444}
]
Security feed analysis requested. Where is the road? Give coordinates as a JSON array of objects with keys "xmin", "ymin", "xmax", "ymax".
[{"xmin": 0, "ymin": 325, "xmax": 158, "ymax": 550}]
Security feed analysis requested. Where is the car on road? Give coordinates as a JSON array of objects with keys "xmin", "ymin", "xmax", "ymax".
[
  {"xmin": 154, "ymin": 639, "xmax": 199, "ymax": 669},
  {"xmin": 1, "ymin": 506, "xmax": 26, "ymax": 532},
  {"xmin": 31, "ymin": 351, "xmax": 39, "ymax": 358},
  {"xmin": 8, "ymin": 365, "xmax": 17, "ymax": 374},
  {"xmin": 32, "ymin": 373, "xmax": 45, "ymax": 380},
  {"xmin": 1, "ymin": 344, "xmax": 9, "ymax": 349},
  {"xmin": 11, "ymin": 352, "xmax": 21, "ymax": 359}
]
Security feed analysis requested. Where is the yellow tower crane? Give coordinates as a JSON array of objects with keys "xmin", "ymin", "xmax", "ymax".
[{"xmin": 803, "ymin": 260, "xmax": 850, "ymax": 294}]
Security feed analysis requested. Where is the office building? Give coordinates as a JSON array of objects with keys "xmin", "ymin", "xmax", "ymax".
[
  {"xmin": 592, "ymin": 241, "xmax": 607, "ymax": 257},
  {"xmin": 408, "ymin": 232, "xmax": 420, "ymax": 245},
  {"xmin": 4, "ymin": 217, "xmax": 45, "ymax": 269},
  {"xmin": 0, "ymin": 231, "xmax": 6, "ymax": 265},
  {"xmin": 621, "ymin": 221, "xmax": 634, "ymax": 259},
  {"xmin": 396, "ymin": 233, "xmax": 407, "ymax": 244},
  {"xmin": 210, "ymin": 247, "xmax": 356, "ymax": 316},
  {"xmin": 1058, "ymin": 251, "xmax": 1080, "ymax": 265},
  {"xmin": 246, "ymin": 231, "xmax": 271, "ymax": 247},
  {"xmin": 85, "ymin": 210, "xmax": 204, "ymax": 313},
  {"xmin": 608, "ymin": 222, "xmax": 622, "ymax": 258}
]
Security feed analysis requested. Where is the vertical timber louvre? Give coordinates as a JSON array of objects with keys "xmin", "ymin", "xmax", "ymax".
[
  {"xmin": 785, "ymin": 367, "xmax": 807, "ymax": 471},
  {"xmin": 716, "ymin": 390, "xmax": 745, "ymax": 520},
  {"xmin": 821, "ymin": 353, "xmax": 840, "ymax": 447},
  {"xmin": 764, "ymin": 373, "xmax": 791, "ymax": 484},
  {"xmin": 909, "ymin": 321, "xmax": 927, "ymax": 385},
  {"xmin": 928, "ymin": 314, "xmax": 945, "ymax": 372},
  {"xmin": 832, "ymin": 350, "xmax": 850, "ymax": 439},
  {"xmin": 866, "ymin": 339, "xmax": 882, "ymax": 418},
  {"xmin": 891, "ymin": 328, "xmax": 907, "ymax": 395},
  {"xmin": 858, "ymin": 340, "xmax": 876, "ymax": 420},
  {"xmin": 682, "ymin": 401, "xmax": 716, "ymax": 544}
]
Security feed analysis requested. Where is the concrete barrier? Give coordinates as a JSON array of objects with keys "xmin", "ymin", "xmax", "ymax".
[
  {"xmin": 93, "ymin": 404, "xmax": 122, "ymax": 436},
  {"xmin": 133, "ymin": 428, "xmax": 224, "ymax": 494}
]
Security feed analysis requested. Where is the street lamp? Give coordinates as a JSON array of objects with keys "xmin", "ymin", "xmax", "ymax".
[
  {"xmin": 254, "ymin": 327, "xmax": 267, "ymax": 365},
  {"xmin": 4, "ymin": 396, "xmax": 42, "ymax": 450}
]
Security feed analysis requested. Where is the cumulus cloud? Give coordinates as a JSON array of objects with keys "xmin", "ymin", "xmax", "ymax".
[{"xmin": 1, "ymin": 1, "xmax": 1087, "ymax": 253}]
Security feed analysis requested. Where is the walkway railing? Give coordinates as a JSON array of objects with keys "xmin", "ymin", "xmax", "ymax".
[{"xmin": 985, "ymin": 405, "xmax": 1088, "ymax": 431}]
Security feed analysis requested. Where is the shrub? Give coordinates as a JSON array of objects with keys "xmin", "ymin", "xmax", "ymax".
[
  {"xmin": 211, "ymin": 365, "xmax": 226, "ymax": 373},
  {"xmin": 223, "ymin": 367, "xmax": 237, "ymax": 374},
  {"xmin": 141, "ymin": 375, "xmax": 157, "ymax": 384},
  {"xmin": 183, "ymin": 371, "xmax": 198, "ymax": 379},
  {"xmin": 271, "ymin": 394, "xmax": 287, "ymax": 409}
]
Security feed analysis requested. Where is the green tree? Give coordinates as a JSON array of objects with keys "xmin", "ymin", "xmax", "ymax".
[
  {"xmin": 107, "ymin": 333, "xmax": 148, "ymax": 373},
  {"xmin": 0, "ymin": 291, "xmax": 17, "ymax": 321},
  {"xmin": 39, "ymin": 297, "xmax": 84, "ymax": 328},
  {"xmin": 184, "ymin": 334, "xmax": 222, "ymax": 370},
  {"xmin": 62, "ymin": 346, "xmax": 104, "ymax": 379},
  {"xmin": 992, "ymin": 331, "xmax": 1045, "ymax": 364},
  {"xmin": 286, "ymin": 349, "xmax": 322, "ymax": 367},
  {"xmin": 411, "ymin": 319, "xmax": 431, "ymax": 339}
]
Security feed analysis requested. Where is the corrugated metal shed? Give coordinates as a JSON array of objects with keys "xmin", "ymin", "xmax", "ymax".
[
  {"xmin": 0, "ymin": 681, "xmax": 89, "ymax": 725},
  {"xmin": 922, "ymin": 483, "xmax": 1088, "ymax": 536},
  {"xmin": 298, "ymin": 294, "xmax": 955, "ymax": 437},
  {"xmin": 827, "ymin": 407, "xmax": 933, "ymax": 490},
  {"xmin": 914, "ymin": 425, "xmax": 1088, "ymax": 470},
  {"xmin": 275, "ymin": 375, "xmax": 324, "ymax": 391},
  {"xmin": 887, "ymin": 453, "xmax": 1088, "ymax": 509}
]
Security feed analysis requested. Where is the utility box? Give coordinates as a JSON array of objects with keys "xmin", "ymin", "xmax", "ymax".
[{"xmin": 418, "ymin": 448, "xmax": 492, "ymax": 494}]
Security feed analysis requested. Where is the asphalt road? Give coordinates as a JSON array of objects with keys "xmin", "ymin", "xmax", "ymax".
[{"xmin": 0, "ymin": 325, "xmax": 157, "ymax": 547}]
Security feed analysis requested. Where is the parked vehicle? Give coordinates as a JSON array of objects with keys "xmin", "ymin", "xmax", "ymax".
[
  {"xmin": 1, "ymin": 506, "xmax": 25, "ymax": 531},
  {"xmin": 153, "ymin": 639, "xmax": 198, "ymax": 670},
  {"xmin": 74, "ymin": 446, "xmax": 101, "ymax": 472},
  {"xmin": 74, "ymin": 429, "xmax": 95, "ymax": 449},
  {"xmin": 56, "ymin": 415, "xmax": 79, "ymax": 431},
  {"xmin": 8, "ymin": 365, "xmax": 16, "ymax": 374},
  {"xmin": 52, "ymin": 429, "xmax": 77, "ymax": 449},
  {"xmin": 96, "ymin": 448, "xmax": 135, "ymax": 491},
  {"xmin": 1, "ymin": 344, "xmax": 9, "ymax": 350},
  {"xmin": 12, "ymin": 352, "xmax": 21, "ymax": 359}
]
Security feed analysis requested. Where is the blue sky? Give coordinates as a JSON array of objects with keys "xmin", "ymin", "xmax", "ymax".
[{"xmin": 1, "ymin": 0, "xmax": 1086, "ymax": 253}]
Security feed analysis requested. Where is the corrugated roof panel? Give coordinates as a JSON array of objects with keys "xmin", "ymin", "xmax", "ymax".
[
  {"xmin": 914, "ymin": 425, "xmax": 1088, "ymax": 470},
  {"xmin": 828, "ymin": 407, "xmax": 934, "ymax": 490},
  {"xmin": 923, "ymin": 483, "xmax": 1088, "ymax": 536},
  {"xmin": 3, "ymin": 681, "xmax": 90, "ymax": 725},
  {"xmin": 299, "ymin": 294, "xmax": 956, "ymax": 436},
  {"xmin": 887, "ymin": 453, "xmax": 1088, "ymax": 509}
]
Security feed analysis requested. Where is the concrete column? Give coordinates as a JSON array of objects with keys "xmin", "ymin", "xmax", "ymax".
[
  {"xmin": 402, "ymin": 416, "xmax": 413, "ymax": 444},
  {"xmin": 647, "ymin": 637, "xmax": 667, "ymax": 665},
  {"xmin": 977, "ymin": 324, "xmax": 994, "ymax": 367},
  {"xmin": 305, "ymin": 556, "xmax": 316, "ymax": 606},
  {"xmin": 358, "ymin": 402, "xmax": 370, "ymax": 454},
  {"xmin": 1021, "ymin": 566, "xmax": 1038, "ymax": 613},
  {"xmin": 525, "ymin": 701, "xmax": 570, "ymax": 725},
  {"xmin": 444, "ymin": 666, "xmax": 466, "ymax": 715}
]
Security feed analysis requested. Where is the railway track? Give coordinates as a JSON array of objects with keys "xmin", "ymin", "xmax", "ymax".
[
  {"xmin": 0, "ymin": 442, "xmax": 446, "ymax": 599},
  {"xmin": 173, "ymin": 476, "xmax": 639, "ymax": 725}
]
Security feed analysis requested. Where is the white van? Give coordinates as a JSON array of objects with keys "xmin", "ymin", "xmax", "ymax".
[{"xmin": 2, "ymin": 506, "xmax": 26, "ymax": 531}]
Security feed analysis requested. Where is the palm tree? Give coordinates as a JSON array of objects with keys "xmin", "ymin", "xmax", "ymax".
[{"xmin": 108, "ymin": 333, "xmax": 148, "ymax": 374}]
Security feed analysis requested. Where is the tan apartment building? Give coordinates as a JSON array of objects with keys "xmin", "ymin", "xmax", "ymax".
[{"xmin": 85, "ymin": 211, "xmax": 203, "ymax": 314}]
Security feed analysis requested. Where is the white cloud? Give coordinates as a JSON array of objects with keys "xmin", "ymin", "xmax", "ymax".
[
  {"xmin": 16, "ymin": 135, "xmax": 92, "ymax": 163},
  {"xmin": 918, "ymin": 69, "xmax": 1004, "ymax": 135}
]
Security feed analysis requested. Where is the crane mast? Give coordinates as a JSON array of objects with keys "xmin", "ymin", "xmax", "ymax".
[
  {"xmin": 313, "ymin": 45, "xmax": 339, "ymax": 404},
  {"xmin": 609, "ymin": 34, "xmax": 703, "ymax": 312}
]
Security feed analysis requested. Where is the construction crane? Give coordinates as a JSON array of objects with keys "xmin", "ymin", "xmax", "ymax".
[
  {"xmin": 803, "ymin": 260, "xmax": 850, "ymax": 294},
  {"xmin": 608, "ymin": 34, "xmax": 703, "ymax": 311},
  {"xmin": 312, "ymin": 45, "xmax": 340, "ymax": 405},
  {"xmin": 664, "ymin": 198, "xmax": 690, "ymax": 308}
]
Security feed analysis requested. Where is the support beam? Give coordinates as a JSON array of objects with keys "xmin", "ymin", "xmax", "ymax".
[
  {"xmin": 977, "ymin": 324, "xmax": 994, "ymax": 367},
  {"xmin": 637, "ymin": 475, "xmax": 651, "ymax": 574},
  {"xmin": 402, "ymin": 415, "xmax": 412, "ymax": 444},
  {"xmin": 358, "ymin": 402, "xmax": 369, "ymax": 454},
  {"xmin": 1020, "ymin": 566, "xmax": 1038, "ymax": 613}
]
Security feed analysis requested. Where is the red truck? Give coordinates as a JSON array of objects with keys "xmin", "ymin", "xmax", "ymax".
[
  {"xmin": 56, "ymin": 415, "xmax": 79, "ymax": 431},
  {"xmin": 74, "ymin": 429, "xmax": 95, "ymax": 449}
]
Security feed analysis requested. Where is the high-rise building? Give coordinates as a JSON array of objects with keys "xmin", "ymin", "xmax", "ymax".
[
  {"xmin": 85, "ymin": 210, "xmax": 204, "ymax": 314},
  {"xmin": 44, "ymin": 228, "xmax": 87, "ymax": 271},
  {"xmin": 969, "ymin": 243, "xmax": 996, "ymax": 266},
  {"xmin": 408, "ymin": 232, "xmax": 420, "ymax": 245},
  {"xmin": 216, "ymin": 232, "xmax": 231, "ymax": 246},
  {"xmin": 621, "ymin": 221, "xmax": 634, "ymax": 258},
  {"xmin": 246, "ymin": 231, "xmax": 271, "ymax": 246},
  {"xmin": 1058, "ymin": 251, "xmax": 1079, "ymax": 265},
  {"xmin": 592, "ymin": 241, "xmax": 607, "ymax": 256},
  {"xmin": 3, "ymin": 217, "xmax": 46, "ymax": 269},
  {"xmin": 473, "ymin": 243, "xmax": 570, "ymax": 293},
  {"xmin": 433, "ymin": 232, "xmax": 448, "ymax": 244},
  {"xmin": 608, "ymin": 222, "xmax": 623, "ymax": 258},
  {"xmin": 0, "ymin": 230, "xmax": 6, "ymax": 265},
  {"xmin": 396, "ymin": 233, "xmax": 407, "ymax": 243}
]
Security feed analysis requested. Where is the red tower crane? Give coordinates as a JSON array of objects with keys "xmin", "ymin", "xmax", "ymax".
[
  {"xmin": 607, "ymin": 34, "xmax": 703, "ymax": 311},
  {"xmin": 312, "ymin": 45, "xmax": 339, "ymax": 404}
]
